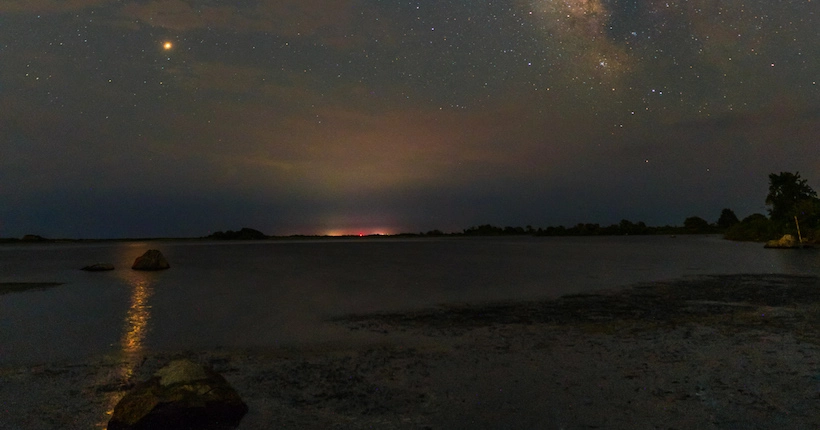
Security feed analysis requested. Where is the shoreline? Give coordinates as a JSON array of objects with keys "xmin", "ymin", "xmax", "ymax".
[{"xmin": 3, "ymin": 274, "xmax": 820, "ymax": 429}]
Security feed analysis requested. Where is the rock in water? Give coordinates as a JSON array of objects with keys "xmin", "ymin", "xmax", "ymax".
[
  {"xmin": 132, "ymin": 249, "xmax": 170, "ymax": 271},
  {"xmin": 81, "ymin": 263, "xmax": 115, "ymax": 271},
  {"xmin": 108, "ymin": 359, "xmax": 248, "ymax": 430},
  {"xmin": 764, "ymin": 234, "xmax": 800, "ymax": 249}
]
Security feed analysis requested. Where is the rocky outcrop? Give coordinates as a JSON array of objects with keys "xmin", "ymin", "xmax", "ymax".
[
  {"xmin": 131, "ymin": 250, "xmax": 170, "ymax": 271},
  {"xmin": 81, "ymin": 263, "xmax": 115, "ymax": 271},
  {"xmin": 108, "ymin": 359, "xmax": 248, "ymax": 430},
  {"xmin": 764, "ymin": 234, "xmax": 800, "ymax": 249}
]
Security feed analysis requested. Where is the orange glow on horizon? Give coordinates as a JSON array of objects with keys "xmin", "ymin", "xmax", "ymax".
[{"xmin": 322, "ymin": 228, "xmax": 391, "ymax": 237}]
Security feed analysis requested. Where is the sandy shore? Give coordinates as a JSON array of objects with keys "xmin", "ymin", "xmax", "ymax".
[{"xmin": 3, "ymin": 274, "xmax": 820, "ymax": 429}]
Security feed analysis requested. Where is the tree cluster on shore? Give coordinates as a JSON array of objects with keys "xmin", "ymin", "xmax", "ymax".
[
  {"xmin": 452, "ymin": 218, "xmax": 721, "ymax": 237},
  {"xmin": 404, "ymin": 172, "xmax": 819, "ymax": 243},
  {"xmin": 724, "ymin": 172, "xmax": 819, "ymax": 243},
  {"xmin": 394, "ymin": 213, "xmax": 729, "ymax": 238}
]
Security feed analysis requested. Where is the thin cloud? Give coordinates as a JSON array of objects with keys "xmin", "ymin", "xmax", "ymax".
[{"xmin": 0, "ymin": 0, "xmax": 112, "ymax": 13}]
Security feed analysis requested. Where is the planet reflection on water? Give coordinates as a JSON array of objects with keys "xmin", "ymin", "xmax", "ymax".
[
  {"xmin": 121, "ymin": 278, "xmax": 153, "ymax": 373},
  {"xmin": 98, "ymin": 267, "xmax": 156, "ymax": 427}
]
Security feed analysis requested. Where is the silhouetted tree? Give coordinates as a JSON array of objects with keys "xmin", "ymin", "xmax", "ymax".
[
  {"xmin": 794, "ymin": 198, "xmax": 820, "ymax": 231},
  {"xmin": 724, "ymin": 213, "xmax": 780, "ymax": 241},
  {"xmin": 612, "ymin": 219, "xmax": 647, "ymax": 235},
  {"xmin": 503, "ymin": 226, "xmax": 526, "ymax": 235},
  {"xmin": 571, "ymin": 223, "xmax": 601, "ymax": 235},
  {"xmin": 765, "ymin": 172, "xmax": 817, "ymax": 223},
  {"xmin": 716, "ymin": 208, "xmax": 740, "ymax": 229},
  {"xmin": 619, "ymin": 219, "xmax": 635, "ymax": 232},
  {"xmin": 463, "ymin": 225, "xmax": 504, "ymax": 235},
  {"xmin": 684, "ymin": 216, "xmax": 710, "ymax": 233}
]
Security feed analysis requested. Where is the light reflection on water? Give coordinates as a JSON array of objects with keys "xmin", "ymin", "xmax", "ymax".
[
  {"xmin": 1, "ymin": 235, "xmax": 819, "ymax": 370},
  {"xmin": 97, "ymin": 270, "xmax": 155, "ymax": 428},
  {"xmin": 122, "ymin": 279, "xmax": 153, "ymax": 362}
]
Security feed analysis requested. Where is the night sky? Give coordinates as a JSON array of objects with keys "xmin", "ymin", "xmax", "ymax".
[{"xmin": 2, "ymin": 0, "xmax": 818, "ymax": 238}]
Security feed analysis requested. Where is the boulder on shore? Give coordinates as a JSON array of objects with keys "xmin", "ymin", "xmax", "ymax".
[
  {"xmin": 81, "ymin": 263, "xmax": 115, "ymax": 271},
  {"xmin": 764, "ymin": 234, "xmax": 800, "ymax": 249},
  {"xmin": 108, "ymin": 359, "xmax": 248, "ymax": 430},
  {"xmin": 132, "ymin": 249, "xmax": 170, "ymax": 271}
]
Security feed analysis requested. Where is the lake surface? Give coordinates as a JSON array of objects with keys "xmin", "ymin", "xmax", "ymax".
[{"xmin": 1, "ymin": 235, "xmax": 818, "ymax": 366}]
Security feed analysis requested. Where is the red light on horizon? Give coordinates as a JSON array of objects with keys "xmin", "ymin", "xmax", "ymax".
[{"xmin": 321, "ymin": 228, "xmax": 392, "ymax": 237}]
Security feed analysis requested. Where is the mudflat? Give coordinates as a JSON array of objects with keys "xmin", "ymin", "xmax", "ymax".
[
  {"xmin": 0, "ymin": 282, "xmax": 62, "ymax": 295},
  {"xmin": 3, "ymin": 274, "xmax": 820, "ymax": 429}
]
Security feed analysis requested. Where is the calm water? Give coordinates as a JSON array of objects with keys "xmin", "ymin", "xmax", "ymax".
[{"xmin": 1, "ymin": 235, "xmax": 818, "ymax": 366}]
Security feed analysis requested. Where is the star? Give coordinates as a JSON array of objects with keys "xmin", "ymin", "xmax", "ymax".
[{"xmin": 162, "ymin": 41, "xmax": 173, "ymax": 50}]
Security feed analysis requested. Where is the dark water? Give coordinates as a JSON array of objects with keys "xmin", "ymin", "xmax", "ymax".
[{"xmin": 1, "ymin": 236, "xmax": 818, "ymax": 366}]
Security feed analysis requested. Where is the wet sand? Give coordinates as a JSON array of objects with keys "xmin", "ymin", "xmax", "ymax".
[{"xmin": 3, "ymin": 274, "xmax": 820, "ymax": 429}]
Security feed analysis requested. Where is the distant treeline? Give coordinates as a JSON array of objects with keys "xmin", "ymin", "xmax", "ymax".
[
  {"xmin": 0, "ymin": 216, "xmax": 731, "ymax": 243},
  {"xmin": 460, "ymin": 219, "xmax": 719, "ymax": 237},
  {"xmin": 405, "ymin": 215, "xmax": 727, "ymax": 238},
  {"xmin": 6, "ymin": 172, "xmax": 818, "ymax": 244},
  {"xmin": 199, "ymin": 214, "xmax": 728, "ymax": 241}
]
